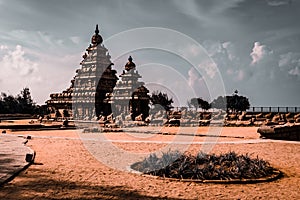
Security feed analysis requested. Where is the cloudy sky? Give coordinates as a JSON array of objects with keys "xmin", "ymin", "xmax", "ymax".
[{"xmin": 0, "ymin": 0, "xmax": 299, "ymax": 107}]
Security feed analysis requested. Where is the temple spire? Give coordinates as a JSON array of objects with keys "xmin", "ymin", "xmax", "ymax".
[{"xmin": 95, "ymin": 24, "xmax": 99, "ymax": 35}]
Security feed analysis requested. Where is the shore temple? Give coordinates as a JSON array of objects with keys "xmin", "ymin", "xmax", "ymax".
[{"xmin": 46, "ymin": 25, "xmax": 150, "ymax": 120}]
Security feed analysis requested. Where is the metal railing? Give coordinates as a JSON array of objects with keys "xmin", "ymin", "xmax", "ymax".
[
  {"xmin": 171, "ymin": 106, "xmax": 300, "ymax": 113},
  {"xmin": 247, "ymin": 107, "xmax": 300, "ymax": 113}
]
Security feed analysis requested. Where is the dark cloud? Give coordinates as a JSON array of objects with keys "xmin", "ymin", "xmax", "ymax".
[{"xmin": 0, "ymin": 0, "xmax": 299, "ymax": 105}]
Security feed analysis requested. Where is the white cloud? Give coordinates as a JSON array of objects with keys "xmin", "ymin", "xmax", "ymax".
[
  {"xmin": 226, "ymin": 68, "xmax": 245, "ymax": 81},
  {"xmin": 57, "ymin": 39, "xmax": 64, "ymax": 45},
  {"xmin": 289, "ymin": 67, "xmax": 300, "ymax": 76},
  {"xmin": 1, "ymin": 45, "xmax": 38, "ymax": 76},
  {"xmin": 188, "ymin": 44, "xmax": 201, "ymax": 56},
  {"xmin": 179, "ymin": 44, "xmax": 202, "ymax": 59},
  {"xmin": 202, "ymin": 40, "xmax": 224, "ymax": 57},
  {"xmin": 236, "ymin": 69, "xmax": 244, "ymax": 81},
  {"xmin": 222, "ymin": 41, "xmax": 237, "ymax": 62},
  {"xmin": 70, "ymin": 36, "xmax": 80, "ymax": 44},
  {"xmin": 188, "ymin": 67, "xmax": 200, "ymax": 87},
  {"xmin": 226, "ymin": 68, "xmax": 234, "ymax": 75},
  {"xmin": 0, "ymin": 45, "xmax": 8, "ymax": 50},
  {"xmin": 198, "ymin": 61, "xmax": 217, "ymax": 79},
  {"xmin": 250, "ymin": 42, "xmax": 273, "ymax": 65},
  {"xmin": 202, "ymin": 40, "xmax": 246, "ymax": 81},
  {"xmin": 279, "ymin": 52, "xmax": 300, "ymax": 77},
  {"xmin": 187, "ymin": 67, "xmax": 209, "ymax": 99},
  {"xmin": 206, "ymin": 0, "xmax": 245, "ymax": 14},
  {"xmin": 266, "ymin": 0, "xmax": 290, "ymax": 6},
  {"xmin": 202, "ymin": 40, "xmax": 238, "ymax": 63},
  {"xmin": 0, "ymin": 29, "xmax": 79, "ymax": 54},
  {"xmin": 279, "ymin": 52, "xmax": 293, "ymax": 68},
  {"xmin": 173, "ymin": 0, "xmax": 244, "ymax": 19},
  {"xmin": 0, "ymin": 45, "xmax": 42, "ymax": 101}
]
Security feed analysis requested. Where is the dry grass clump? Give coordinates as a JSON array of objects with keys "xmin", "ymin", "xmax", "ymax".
[{"xmin": 132, "ymin": 151, "xmax": 277, "ymax": 180}]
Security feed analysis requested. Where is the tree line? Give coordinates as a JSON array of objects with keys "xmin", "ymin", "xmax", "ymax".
[
  {"xmin": 0, "ymin": 88, "xmax": 46, "ymax": 115},
  {"xmin": 0, "ymin": 87, "xmax": 250, "ymax": 115},
  {"xmin": 151, "ymin": 90, "xmax": 250, "ymax": 112},
  {"xmin": 187, "ymin": 90, "xmax": 250, "ymax": 112}
]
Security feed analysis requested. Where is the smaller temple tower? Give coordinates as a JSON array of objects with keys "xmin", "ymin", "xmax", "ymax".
[{"xmin": 112, "ymin": 56, "xmax": 150, "ymax": 120}]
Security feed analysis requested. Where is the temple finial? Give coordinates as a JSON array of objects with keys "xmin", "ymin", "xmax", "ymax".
[
  {"xmin": 125, "ymin": 56, "xmax": 135, "ymax": 71},
  {"xmin": 91, "ymin": 24, "xmax": 103, "ymax": 45},
  {"xmin": 95, "ymin": 24, "xmax": 99, "ymax": 35}
]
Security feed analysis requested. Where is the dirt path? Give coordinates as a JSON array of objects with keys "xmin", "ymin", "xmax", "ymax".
[{"xmin": 0, "ymin": 128, "xmax": 299, "ymax": 199}]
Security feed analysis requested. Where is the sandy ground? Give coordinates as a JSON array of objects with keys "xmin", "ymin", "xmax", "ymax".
[{"xmin": 0, "ymin": 127, "xmax": 299, "ymax": 199}]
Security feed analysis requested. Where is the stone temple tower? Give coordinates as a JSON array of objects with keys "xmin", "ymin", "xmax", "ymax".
[
  {"xmin": 112, "ymin": 56, "xmax": 150, "ymax": 121},
  {"xmin": 72, "ymin": 25, "xmax": 118, "ymax": 119}
]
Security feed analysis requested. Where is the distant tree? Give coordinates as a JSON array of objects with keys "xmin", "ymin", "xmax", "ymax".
[
  {"xmin": 211, "ymin": 96, "xmax": 227, "ymax": 110},
  {"xmin": 16, "ymin": 88, "xmax": 35, "ymax": 114},
  {"xmin": 228, "ymin": 90, "xmax": 250, "ymax": 112},
  {"xmin": 0, "ymin": 88, "xmax": 39, "ymax": 115},
  {"xmin": 211, "ymin": 90, "xmax": 250, "ymax": 112},
  {"xmin": 199, "ymin": 98, "xmax": 211, "ymax": 110},
  {"xmin": 0, "ymin": 97, "xmax": 4, "ymax": 113},
  {"xmin": 150, "ymin": 91, "xmax": 174, "ymax": 111},
  {"xmin": 0, "ymin": 93, "xmax": 19, "ymax": 113},
  {"xmin": 0, "ymin": 93, "xmax": 6, "ymax": 113},
  {"xmin": 189, "ymin": 98, "xmax": 199, "ymax": 111},
  {"xmin": 189, "ymin": 98, "xmax": 211, "ymax": 111}
]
